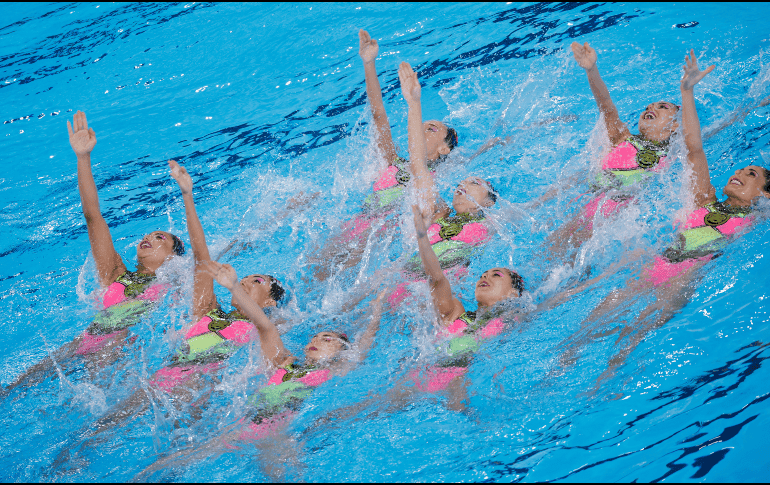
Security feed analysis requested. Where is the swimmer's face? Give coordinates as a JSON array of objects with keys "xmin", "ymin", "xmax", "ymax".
[
  {"xmin": 638, "ymin": 101, "xmax": 679, "ymax": 142},
  {"xmin": 722, "ymin": 166, "xmax": 770, "ymax": 204},
  {"xmin": 304, "ymin": 332, "xmax": 346, "ymax": 362},
  {"xmin": 424, "ymin": 120, "xmax": 451, "ymax": 160},
  {"xmin": 231, "ymin": 274, "xmax": 276, "ymax": 309},
  {"xmin": 452, "ymin": 177, "xmax": 494, "ymax": 215},
  {"xmin": 136, "ymin": 231, "xmax": 176, "ymax": 266},
  {"xmin": 475, "ymin": 267, "xmax": 519, "ymax": 307}
]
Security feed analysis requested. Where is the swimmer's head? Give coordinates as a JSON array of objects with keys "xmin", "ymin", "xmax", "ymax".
[
  {"xmin": 453, "ymin": 177, "xmax": 496, "ymax": 215},
  {"xmin": 475, "ymin": 267, "xmax": 523, "ymax": 307},
  {"xmin": 232, "ymin": 274, "xmax": 286, "ymax": 309},
  {"xmin": 424, "ymin": 120, "xmax": 458, "ymax": 162},
  {"xmin": 136, "ymin": 231, "xmax": 183, "ymax": 271},
  {"xmin": 722, "ymin": 165, "xmax": 770, "ymax": 205},
  {"xmin": 304, "ymin": 331, "xmax": 350, "ymax": 363},
  {"xmin": 638, "ymin": 100, "xmax": 679, "ymax": 142}
]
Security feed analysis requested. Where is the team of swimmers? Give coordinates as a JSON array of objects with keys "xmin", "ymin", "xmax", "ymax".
[{"xmin": 6, "ymin": 31, "xmax": 770, "ymax": 473}]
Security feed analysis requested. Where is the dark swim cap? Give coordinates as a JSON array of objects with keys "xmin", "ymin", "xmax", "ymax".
[
  {"xmin": 445, "ymin": 127, "xmax": 459, "ymax": 151},
  {"xmin": 506, "ymin": 269, "xmax": 525, "ymax": 294},
  {"xmin": 266, "ymin": 275, "xmax": 289, "ymax": 307},
  {"xmin": 334, "ymin": 332, "xmax": 351, "ymax": 349},
  {"xmin": 170, "ymin": 234, "xmax": 185, "ymax": 256},
  {"xmin": 762, "ymin": 167, "xmax": 770, "ymax": 193}
]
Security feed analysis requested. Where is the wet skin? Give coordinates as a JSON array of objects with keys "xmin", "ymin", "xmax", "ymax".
[
  {"xmin": 638, "ymin": 100, "xmax": 679, "ymax": 142},
  {"xmin": 136, "ymin": 231, "xmax": 176, "ymax": 273},
  {"xmin": 475, "ymin": 267, "xmax": 520, "ymax": 307},
  {"xmin": 230, "ymin": 273, "xmax": 277, "ymax": 309},
  {"xmin": 452, "ymin": 177, "xmax": 494, "ymax": 214},
  {"xmin": 304, "ymin": 332, "xmax": 347, "ymax": 363}
]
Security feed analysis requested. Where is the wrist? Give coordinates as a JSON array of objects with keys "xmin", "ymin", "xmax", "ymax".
[
  {"xmin": 76, "ymin": 153, "xmax": 92, "ymax": 160},
  {"xmin": 228, "ymin": 282, "xmax": 244, "ymax": 294}
]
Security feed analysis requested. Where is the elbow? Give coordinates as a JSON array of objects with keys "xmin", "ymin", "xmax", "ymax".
[
  {"xmin": 687, "ymin": 148, "xmax": 707, "ymax": 162},
  {"xmin": 82, "ymin": 211, "xmax": 104, "ymax": 226}
]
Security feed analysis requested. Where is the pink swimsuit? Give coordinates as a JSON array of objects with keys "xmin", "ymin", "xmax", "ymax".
[
  {"xmin": 150, "ymin": 309, "xmax": 254, "ymax": 392},
  {"xmin": 238, "ymin": 365, "xmax": 332, "ymax": 441},
  {"xmin": 342, "ymin": 157, "xmax": 436, "ymax": 243},
  {"xmin": 76, "ymin": 272, "xmax": 166, "ymax": 355},
  {"xmin": 410, "ymin": 311, "xmax": 507, "ymax": 393},
  {"xmin": 578, "ymin": 136, "xmax": 670, "ymax": 231},
  {"xmin": 643, "ymin": 201, "xmax": 753, "ymax": 287},
  {"xmin": 390, "ymin": 215, "xmax": 491, "ymax": 307}
]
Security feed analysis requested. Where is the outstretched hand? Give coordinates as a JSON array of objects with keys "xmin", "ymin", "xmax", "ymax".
[
  {"xmin": 200, "ymin": 260, "xmax": 238, "ymax": 290},
  {"xmin": 399, "ymin": 62, "xmax": 421, "ymax": 106},
  {"xmin": 67, "ymin": 111, "xmax": 97, "ymax": 156},
  {"xmin": 359, "ymin": 29, "xmax": 379, "ymax": 64},
  {"xmin": 571, "ymin": 41, "xmax": 597, "ymax": 71},
  {"xmin": 169, "ymin": 159, "xmax": 193, "ymax": 195},
  {"xmin": 681, "ymin": 49, "xmax": 715, "ymax": 91}
]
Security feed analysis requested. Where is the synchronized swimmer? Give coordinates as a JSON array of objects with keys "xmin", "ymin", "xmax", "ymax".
[{"xmin": 5, "ymin": 28, "xmax": 770, "ymax": 477}]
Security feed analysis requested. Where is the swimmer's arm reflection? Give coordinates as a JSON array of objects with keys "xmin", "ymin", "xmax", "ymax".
[
  {"xmin": 354, "ymin": 289, "xmax": 388, "ymax": 362},
  {"xmin": 468, "ymin": 114, "xmax": 579, "ymax": 162},
  {"xmin": 703, "ymin": 94, "xmax": 770, "ymax": 140},
  {"xmin": 215, "ymin": 191, "xmax": 320, "ymax": 261}
]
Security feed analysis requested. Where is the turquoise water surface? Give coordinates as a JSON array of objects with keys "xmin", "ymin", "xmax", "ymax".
[{"xmin": 2, "ymin": 2, "xmax": 770, "ymax": 482}]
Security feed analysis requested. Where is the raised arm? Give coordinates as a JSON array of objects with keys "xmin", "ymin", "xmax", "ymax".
[
  {"xmin": 680, "ymin": 49, "xmax": 717, "ymax": 207},
  {"xmin": 203, "ymin": 261, "xmax": 294, "ymax": 368},
  {"xmin": 169, "ymin": 160, "xmax": 217, "ymax": 320},
  {"xmin": 412, "ymin": 206, "xmax": 464, "ymax": 324},
  {"xmin": 400, "ymin": 62, "xmax": 441, "ymax": 220},
  {"xmin": 355, "ymin": 290, "xmax": 387, "ymax": 361},
  {"xmin": 571, "ymin": 42, "xmax": 630, "ymax": 146},
  {"xmin": 359, "ymin": 29, "xmax": 397, "ymax": 163},
  {"xmin": 68, "ymin": 111, "xmax": 126, "ymax": 286}
]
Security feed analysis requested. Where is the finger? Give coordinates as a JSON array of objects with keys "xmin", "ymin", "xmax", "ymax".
[
  {"xmin": 88, "ymin": 128, "xmax": 95, "ymax": 139},
  {"xmin": 704, "ymin": 64, "xmax": 715, "ymax": 75},
  {"xmin": 67, "ymin": 120, "xmax": 73, "ymax": 137},
  {"xmin": 82, "ymin": 111, "xmax": 89, "ymax": 131},
  {"xmin": 359, "ymin": 29, "xmax": 369, "ymax": 42}
]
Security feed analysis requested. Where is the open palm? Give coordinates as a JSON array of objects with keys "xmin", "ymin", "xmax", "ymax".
[
  {"xmin": 681, "ymin": 49, "xmax": 715, "ymax": 91},
  {"xmin": 67, "ymin": 111, "xmax": 97, "ymax": 156}
]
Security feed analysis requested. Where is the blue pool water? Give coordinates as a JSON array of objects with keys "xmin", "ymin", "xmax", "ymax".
[{"xmin": 2, "ymin": 2, "xmax": 770, "ymax": 481}]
